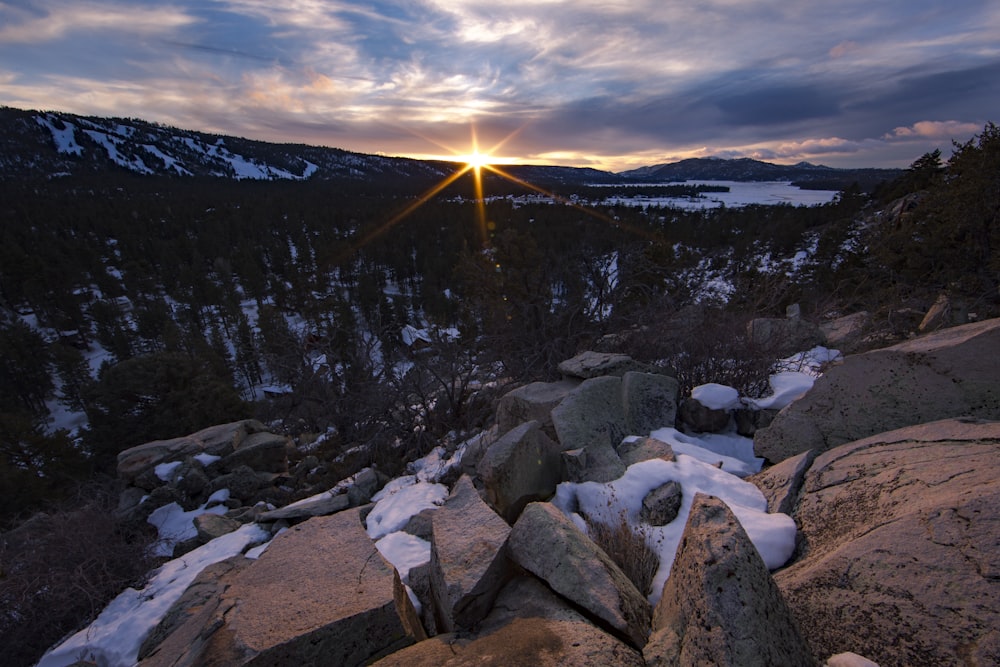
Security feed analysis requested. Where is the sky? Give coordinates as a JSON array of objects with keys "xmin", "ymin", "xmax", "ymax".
[{"xmin": 1, "ymin": 0, "xmax": 999, "ymax": 172}]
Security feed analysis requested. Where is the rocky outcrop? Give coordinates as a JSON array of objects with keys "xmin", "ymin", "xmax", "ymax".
[
  {"xmin": 476, "ymin": 420, "xmax": 562, "ymax": 523},
  {"xmin": 508, "ymin": 502, "xmax": 652, "ymax": 649},
  {"xmin": 646, "ymin": 494, "xmax": 813, "ymax": 666},
  {"xmin": 747, "ymin": 449, "xmax": 815, "ymax": 514},
  {"xmin": 495, "ymin": 379, "xmax": 579, "ymax": 438},
  {"xmin": 429, "ymin": 476, "xmax": 511, "ymax": 633},
  {"xmin": 371, "ymin": 576, "xmax": 644, "ymax": 666},
  {"xmin": 139, "ymin": 508, "xmax": 425, "ymax": 666},
  {"xmin": 558, "ymin": 350, "xmax": 651, "ymax": 379},
  {"xmin": 551, "ymin": 376, "xmax": 629, "ymax": 482},
  {"xmin": 754, "ymin": 317, "xmax": 1000, "ymax": 462},
  {"xmin": 774, "ymin": 419, "xmax": 1000, "ymax": 666}
]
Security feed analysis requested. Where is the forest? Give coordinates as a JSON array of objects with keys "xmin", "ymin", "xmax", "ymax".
[{"xmin": 1, "ymin": 122, "xmax": 999, "ymax": 528}]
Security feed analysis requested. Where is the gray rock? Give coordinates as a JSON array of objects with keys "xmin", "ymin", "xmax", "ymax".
[
  {"xmin": 257, "ymin": 491, "xmax": 349, "ymax": 522},
  {"xmin": 622, "ymin": 371, "xmax": 679, "ymax": 436},
  {"xmin": 558, "ymin": 351, "xmax": 650, "ymax": 379},
  {"xmin": 754, "ymin": 317, "xmax": 1000, "ymax": 462},
  {"xmin": 193, "ymin": 513, "xmax": 241, "ymax": 542},
  {"xmin": 677, "ymin": 397, "xmax": 731, "ymax": 433},
  {"xmin": 560, "ymin": 448, "xmax": 589, "ymax": 483},
  {"xmin": 775, "ymin": 418, "xmax": 1000, "ymax": 666},
  {"xmin": 141, "ymin": 508, "xmax": 425, "ymax": 666},
  {"xmin": 477, "ymin": 420, "xmax": 563, "ymax": 523},
  {"xmin": 429, "ymin": 476, "xmax": 511, "ymax": 632},
  {"xmin": 733, "ymin": 408, "xmax": 777, "ymax": 437},
  {"xmin": 747, "ymin": 449, "xmax": 815, "ymax": 515},
  {"xmin": 496, "ymin": 379, "xmax": 579, "ymax": 439},
  {"xmin": 508, "ymin": 502, "xmax": 652, "ymax": 649},
  {"xmin": 617, "ymin": 436, "xmax": 675, "ymax": 467},
  {"xmin": 551, "ymin": 376, "xmax": 627, "ymax": 482},
  {"xmin": 640, "ymin": 481, "xmax": 683, "ymax": 526},
  {"xmin": 648, "ymin": 494, "xmax": 813, "ymax": 667},
  {"xmin": 347, "ymin": 467, "xmax": 382, "ymax": 506},
  {"xmin": 371, "ymin": 576, "xmax": 644, "ymax": 666},
  {"xmin": 747, "ymin": 316, "xmax": 825, "ymax": 357}
]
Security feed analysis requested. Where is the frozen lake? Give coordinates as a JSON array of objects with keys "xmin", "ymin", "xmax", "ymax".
[{"xmin": 598, "ymin": 180, "xmax": 840, "ymax": 209}]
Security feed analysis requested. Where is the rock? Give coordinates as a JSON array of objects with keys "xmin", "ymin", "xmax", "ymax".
[
  {"xmin": 825, "ymin": 653, "xmax": 881, "ymax": 667},
  {"xmin": 918, "ymin": 293, "xmax": 951, "ymax": 332},
  {"xmin": 819, "ymin": 311, "xmax": 869, "ymax": 350},
  {"xmin": 558, "ymin": 351, "xmax": 649, "ymax": 379},
  {"xmin": 141, "ymin": 508, "xmax": 425, "ymax": 666},
  {"xmin": 733, "ymin": 407, "xmax": 777, "ymax": 437},
  {"xmin": 508, "ymin": 502, "xmax": 651, "ymax": 649},
  {"xmin": 429, "ymin": 476, "xmax": 511, "ymax": 632},
  {"xmin": 551, "ymin": 376, "xmax": 627, "ymax": 482},
  {"xmin": 746, "ymin": 317, "xmax": 824, "ymax": 357},
  {"xmin": 617, "ymin": 436, "xmax": 675, "ymax": 467},
  {"xmin": 477, "ymin": 420, "xmax": 563, "ymax": 523},
  {"xmin": 754, "ymin": 317, "xmax": 1000, "ymax": 462},
  {"xmin": 496, "ymin": 379, "xmax": 579, "ymax": 439},
  {"xmin": 371, "ymin": 576, "xmax": 644, "ymax": 666},
  {"xmin": 647, "ymin": 494, "xmax": 813, "ymax": 667},
  {"xmin": 746, "ymin": 449, "xmax": 815, "ymax": 515},
  {"xmin": 220, "ymin": 431, "xmax": 289, "ymax": 473},
  {"xmin": 209, "ymin": 465, "xmax": 264, "ymax": 501},
  {"xmin": 640, "ymin": 481, "xmax": 683, "ymax": 526},
  {"xmin": 138, "ymin": 557, "xmax": 252, "ymax": 664},
  {"xmin": 257, "ymin": 491, "xmax": 349, "ymax": 522},
  {"xmin": 677, "ymin": 397, "xmax": 731, "ymax": 433},
  {"xmin": 174, "ymin": 462, "xmax": 210, "ymax": 499},
  {"xmin": 402, "ymin": 508, "xmax": 435, "ymax": 542},
  {"xmin": 621, "ymin": 371, "xmax": 679, "ymax": 436},
  {"xmin": 560, "ymin": 448, "xmax": 589, "ymax": 483},
  {"xmin": 193, "ymin": 513, "xmax": 241, "ymax": 542},
  {"xmin": 774, "ymin": 419, "xmax": 1000, "ymax": 665},
  {"xmin": 117, "ymin": 420, "xmax": 267, "ymax": 484},
  {"xmin": 347, "ymin": 467, "xmax": 382, "ymax": 506}
]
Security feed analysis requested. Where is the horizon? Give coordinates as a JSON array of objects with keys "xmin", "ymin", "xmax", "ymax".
[{"xmin": 2, "ymin": 2, "xmax": 998, "ymax": 172}]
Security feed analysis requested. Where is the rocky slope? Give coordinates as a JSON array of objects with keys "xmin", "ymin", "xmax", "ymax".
[{"xmin": 31, "ymin": 318, "xmax": 1000, "ymax": 667}]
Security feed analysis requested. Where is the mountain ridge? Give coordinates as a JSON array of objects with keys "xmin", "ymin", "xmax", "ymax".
[{"xmin": 1, "ymin": 106, "xmax": 900, "ymax": 188}]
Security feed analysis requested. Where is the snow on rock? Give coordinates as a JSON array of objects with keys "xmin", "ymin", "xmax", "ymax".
[
  {"xmin": 691, "ymin": 383, "xmax": 741, "ymax": 410},
  {"xmin": 552, "ymin": 455, "xmax": 797, "ymax": 606},
  {"xmin": 36, "ymin": 523, "xmax": 271, "ymax": 667},
  {"xmin": 375, "ymin": 531, "xmax": 432, "ymax": 582},
  {"xmin": 147, "ymin": 497, "xmax": 229, "ymax": 557},
  {"xmin": 154, "ymin": 460, "xmax": 183, "ymax": 482},
  {"xmin": 744, "ymin": 371, "xmax": 815, "ymax": 410},
  {"xmin": 365, "ymin": 477, "xmax": 448, "ymax": 540},
  {"xmin": 649, "ymin": 427, "xmax": 763, "ymax": 476}
]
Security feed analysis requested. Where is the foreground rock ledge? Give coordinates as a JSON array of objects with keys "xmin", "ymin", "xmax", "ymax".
[{"xmin": 775, "ymin": 418, "xmax": 1000, "ymax": 666}]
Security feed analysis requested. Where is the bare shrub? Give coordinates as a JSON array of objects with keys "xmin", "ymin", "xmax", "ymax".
[
  {"xmin": 585, "ymin": 509, "xmax": 660, "ymax": 597},
  {"xmin": 0, "ymin": 480, "xmax": 157, "ymax": 667}
]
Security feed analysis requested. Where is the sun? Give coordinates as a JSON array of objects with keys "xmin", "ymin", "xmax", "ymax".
[{"xmin": 457, "ymin": 150, "xmax": 492, "ymax": 170}]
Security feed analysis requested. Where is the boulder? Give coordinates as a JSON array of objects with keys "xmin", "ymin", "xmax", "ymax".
[
  {"xmin": 429, "ymin": 476, "xmax": 511, "ymax": 632},
  {"xmin": 508, "ymin": 502, "xmax": 651, "ymax": 649},
  {"xmin": 775, "ymin": 419, "xmax": 1000, "ymax": 666},
  {"xmin": 747, "ymin": 316, "xmax": 824, "ymax": 357},
  {"xmin": 677, "ymin": 397, "xmax": 731, "ymax": 433},
  {"xmin": 754, "ymin": 317, "xmax": 1000, "ymax": 462},
  {"xmin": 220, "ymin": 431, "xmax": 289, "ymax": 473},
  {"xmin": 747, "ymin": 449, "xmax": 815, "ymax": 515},
  {"xmin": 209, "ymin": 465, "xmax": 264, "ymax": 501},
  {"xmin": 733, "ymin": 407, "xmax": 777, "ymax": 437},
  {"xmin": 551, "ymin": 376, "xmax": 627, "ymax": 482},
  {"xmin": 371, "ymin": 576, "xmax": 644, "ymax": 666},
  {"xmin": 193, "ymin": 513, "xmax": 241, "ymax": 542},
  {"xmin": 477, "ymin": 420, "xmax": 563, "ymax": 523},
  {"xmin": 621, "ymin": 371, "xmax": 679, "ymax": 436},
  {"xmin": 257, "ymin": 491, "xmax": 349, "ymax": 522},
  {"xmin": 558, "ymin": 351, "xmax": 649, "ymax": 379},
  {"xmin": 819, "ymin": 311, "xmax": 869, "ymax": 350},
  {"xmin": 639, "ymin": 481, "xmax": 683, "ymax": 526},
  {"xmin": 496, "ymin": 379, "xmax": 579, "ymax": 439},
  {"xmin": 647, "ymin": 494, "xmax": 813, "ymax": 666},
  {"xmin": 141, "ymin": 508, "xmax": 425, "ymax": 666},
  {"xmin": 617, "ymin": 436, "xmax": 675, "ymax": 467}
]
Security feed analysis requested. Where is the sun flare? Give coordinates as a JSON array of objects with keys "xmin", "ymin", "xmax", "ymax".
[{"xmin": 460, "ymin": 150, "xmax": 492, "ymax": 170}]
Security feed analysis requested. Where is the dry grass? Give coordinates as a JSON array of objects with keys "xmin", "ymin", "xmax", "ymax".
[{"xmin": 585, "ymin": 510, "xmax": 660, "ymax": 597}]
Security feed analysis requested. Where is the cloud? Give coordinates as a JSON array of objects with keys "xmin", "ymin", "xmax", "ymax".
[
  {"xmin": 884, "ymin": 120, "xmax": 984, "ymax": 140},
  {"xmin": 0, "ymin": 1, "xmax": 198, "ymax": 43},
  {"xmin": 829, "ymin": 41, "xmax": 860, "ymax": 58}
]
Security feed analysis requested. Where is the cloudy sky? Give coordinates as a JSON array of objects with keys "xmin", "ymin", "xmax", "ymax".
[{"xmin": 2, "ymin": 0, "xmax": 998, "ymax": 171}]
